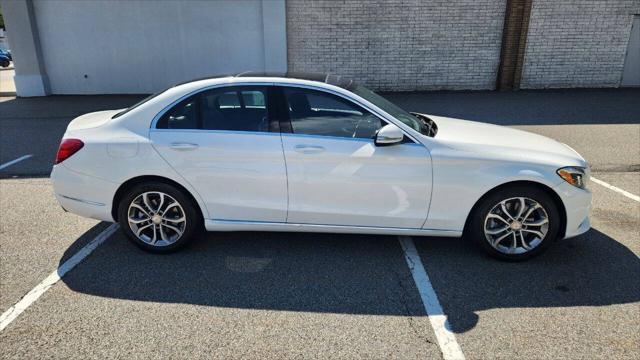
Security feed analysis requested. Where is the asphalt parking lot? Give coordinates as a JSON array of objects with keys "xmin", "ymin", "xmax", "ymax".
[{"xmin": 1, "ymin": 89, "xmax": 639, "ymax": 359}]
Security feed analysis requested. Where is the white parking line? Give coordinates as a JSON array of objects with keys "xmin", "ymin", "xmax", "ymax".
[
  {"xmin": 591, "ymin": 176, "xmax": 640, "ymax": 202},
  {"xmin": 0, "ymin": 224, "xmax": 118, "ymax": 332},
  {"xmin": 398, "ymin": 236, "xmax": 465, "ymax": 360},
  {"xmin": 0, "ymin": 154, "xmax": 33, "ymax": 171}
]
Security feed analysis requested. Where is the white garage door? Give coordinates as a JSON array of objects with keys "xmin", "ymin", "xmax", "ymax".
[{"xmin": 33, "ymin": 0, "xmax": 286, "ymax": 94}]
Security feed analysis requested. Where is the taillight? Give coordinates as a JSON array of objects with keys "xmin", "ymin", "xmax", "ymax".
[{"xmin": 55, "ymin": 138, "xmax": 84, "ymax": 164}]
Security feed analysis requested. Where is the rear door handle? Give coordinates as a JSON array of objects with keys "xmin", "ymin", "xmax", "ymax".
[
  {"xmin": 294, "ymin": 144, "xmax": 325, "ymax": 154},
  {"xmin": 170, "ymin": 142, "xmax": 199, "ymax": 151}
]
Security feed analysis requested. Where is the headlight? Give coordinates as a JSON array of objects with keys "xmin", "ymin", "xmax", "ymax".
[{"xmin": 557, "ymin": 167, "xmax": 588, "ymax": 189}]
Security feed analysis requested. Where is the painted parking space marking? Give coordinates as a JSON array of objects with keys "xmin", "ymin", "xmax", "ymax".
[
  {"xmin": 591, "ymin": 176, "xmax": 640, "ymax": 202},
  {"xmin": 0, "ymin": 154, "xmax": 33, "ymax": 171},
  {"xmin": 0, "ymin": 224, "xmax": 118, "ymax": 332},
  {"xmin": 398, "ymin": 236, "xmax": 465, "ymax": 360}
]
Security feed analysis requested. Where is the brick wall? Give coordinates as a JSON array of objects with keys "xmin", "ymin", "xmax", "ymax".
[
  {"xmin": 286, "ymin": 0, "xmax": 507, "ymax": 91},
  {"xmin": 521, "ymin": 0, "xmax": 640, "ymax": 89}
]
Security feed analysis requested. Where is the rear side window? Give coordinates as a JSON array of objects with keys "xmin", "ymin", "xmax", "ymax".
[
  {"xmin": 217, "ymin": 92, "xmax": 241, "ymax": 109},
  {"xmin": 242, "ymin": 91, "xmax": 266, "ymax": 108},
  {"xmin": 156, "ymin": 86, "xmax": 270, "ymax": 132},
  {"xmin": 155, "ymin": 97, "xmax": 199, "ymax": 129}
]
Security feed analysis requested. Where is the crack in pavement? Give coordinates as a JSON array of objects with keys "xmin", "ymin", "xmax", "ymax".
[{"xmin": 389, "ymin": 263, "xmax": 439, "ymax": 353}]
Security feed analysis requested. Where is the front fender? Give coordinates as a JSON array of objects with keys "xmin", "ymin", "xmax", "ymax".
[{"xmin": 422, "ymin": 154, "xmax": 562, "ymax": 231}]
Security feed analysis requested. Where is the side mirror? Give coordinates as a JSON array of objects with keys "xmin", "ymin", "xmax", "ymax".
[{"xmin": 375, "ymin": 124, "xmax": 404, "ymax": 146}]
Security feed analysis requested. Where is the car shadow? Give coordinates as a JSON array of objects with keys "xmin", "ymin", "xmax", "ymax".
[
  {"xmin": 413, "ymin": 227, "xmax": 640, "ymax": 333},
  {"xmin": 60, "ymin": 228, "xmax": 426, "ymax": 317},
  {"xmin": 59, "ymin": 226, "xmax": 639, "ymax": 329}
]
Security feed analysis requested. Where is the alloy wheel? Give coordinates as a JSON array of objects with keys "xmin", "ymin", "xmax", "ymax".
[
  {"xmin": 483, "ymin": 197, "xmax": 549, "ymax": 255},
  {"xmin": 127, "ymin": 191, "xmax": 187, "ymax": 247}
]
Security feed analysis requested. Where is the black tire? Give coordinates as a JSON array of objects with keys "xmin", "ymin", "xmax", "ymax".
[
  {"xmin": 0, "ymin": 60, "xmax": 9, "ymax": 68},
  {"xmin": 466, "ymin": 185, "xmax": 561, "ymax": 261},
  {"xmin": 117, "ymin": 181, "xmax": 202, "ymax": 253}
]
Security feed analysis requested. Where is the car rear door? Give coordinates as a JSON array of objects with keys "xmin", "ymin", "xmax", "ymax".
[
  {"xmin": 149, "ymin": 85, "xmax": 288, "ymax": 222},
  {"xmin": 277, "ymin": 86, "xmax": 432, "ymax": 229}
]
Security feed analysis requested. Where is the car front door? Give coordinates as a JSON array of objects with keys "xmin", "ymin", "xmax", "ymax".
[
  {"xmin": 149, "ymin": 85, "xmax": 288, "ymax": 222},
  {"xmin": 277, "ymin": 86, "xmax": 432, "ymax": 229}
]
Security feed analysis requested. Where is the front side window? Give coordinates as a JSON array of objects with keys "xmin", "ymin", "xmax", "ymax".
[
  {"xmin": 282, "ymin": 87, "xmax": 383, "ymax": 139},
  {"xmin": 351, "ymin": 85, "xmax": 432, "ymax": 136},
  {"xmin": 156, "ymin": 86, "xmax": 270, "ymax": 132}
]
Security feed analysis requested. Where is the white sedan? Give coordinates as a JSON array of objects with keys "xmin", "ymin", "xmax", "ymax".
[{"xmin": 51, "ymin": 73, "xmax": 591, "ymax": 260}]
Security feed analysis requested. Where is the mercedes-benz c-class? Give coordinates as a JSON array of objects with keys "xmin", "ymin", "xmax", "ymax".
[{"xmin": 51, "ymin": 72, "xmax": 591, "ymax": 260}]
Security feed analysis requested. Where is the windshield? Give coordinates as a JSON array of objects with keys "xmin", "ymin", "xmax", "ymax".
[{"xmin": 351, "ymin": 85, "xmax": 427, "ymax": 134}]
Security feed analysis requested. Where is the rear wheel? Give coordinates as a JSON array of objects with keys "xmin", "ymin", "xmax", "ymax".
[
  {"xmin": 467, "ymin": 185, "xmax": 561, "ymax": 261},
  {"xmin": 117, "ymin": 182, "xmax": 201, "ymax": 253}
]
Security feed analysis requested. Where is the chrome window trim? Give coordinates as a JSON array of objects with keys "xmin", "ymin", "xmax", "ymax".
[
  {"xmin": 149, "ymin": 128, "xmax": 282, "ymax": 136},
  {"xmin": 280, "ymin": 132, "xmax": 425, "ymax": 146},
  {"xmin": 148, "ymin": 80, "xmax": 422, "ymax": 145},
  {"xmin": 149, "ymin": 82, "xmax": 273, "ymax": 131}
]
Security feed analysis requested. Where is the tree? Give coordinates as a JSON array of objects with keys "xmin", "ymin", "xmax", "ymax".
[{"xmin": 0, "ymin": 5, "xmax": 4, "ymax": 30}]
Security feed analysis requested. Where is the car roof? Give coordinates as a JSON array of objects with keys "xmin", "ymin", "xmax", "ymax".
[{"xmin": 174, "ymin": 71, "xmax": 357, "ymax": 91}]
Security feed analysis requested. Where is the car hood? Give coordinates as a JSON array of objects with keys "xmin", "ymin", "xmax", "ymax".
[{"xmin": 424, "ymin": 114, "xmax": 588, "ymax": 168}]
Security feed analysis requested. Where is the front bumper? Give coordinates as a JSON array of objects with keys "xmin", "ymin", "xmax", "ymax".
[
  {"xmin": 51, "ymin": 164, "xmax": 119, "ymax": 222},
  {"xmin": 553, "ymin": 181, "xmax": 592, "ymax": 239}
]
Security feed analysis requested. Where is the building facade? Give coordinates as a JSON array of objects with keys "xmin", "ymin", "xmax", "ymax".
[{"xmin": 2, "ymin": 0, "xmax": 639, "ymax": 96}]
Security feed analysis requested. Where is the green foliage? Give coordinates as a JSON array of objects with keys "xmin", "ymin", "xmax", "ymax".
[{"xmin": 0, "ymin": 6, "xmax": 4, "ymax": 29}]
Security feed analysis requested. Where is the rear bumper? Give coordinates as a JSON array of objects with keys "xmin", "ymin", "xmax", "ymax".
[
  {"xmin": 554, "ymin": 181, "xmax": 592, "ymax": 239},
  {"xmin": 51, "ymin": 164, "xmax": 118, "ymax": 222}
]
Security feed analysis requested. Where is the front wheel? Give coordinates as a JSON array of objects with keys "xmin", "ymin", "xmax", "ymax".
[
  {"xmin": 467, "ymin": 185, "xmax": 561, "ymax": 261},
  {"xmin": 117, "ymin": 182, "xmax": 201, "ymax": 253}
]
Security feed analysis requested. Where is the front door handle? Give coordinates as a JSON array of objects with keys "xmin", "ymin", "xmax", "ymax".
[
  {"xmin": 170, "ymin": 142, "xmax": 199, "ymax": 151},
  {"xmin": 294, "ymin": 144, "xmax": 325, "ymax": 154}
]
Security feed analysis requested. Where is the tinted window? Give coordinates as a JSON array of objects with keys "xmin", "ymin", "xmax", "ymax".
[
  {"xmin": 283, "ymin": 87, "xmax": 382, "ymax": 139},
  {"xmin": 156, "ymin": 86, "xmax": 270, "ymax": 132},
  {"xmin": 242, "ymin": 91, "xmax": 266, "ymax": 108},
  {"xmin": 201, "ymin": 87, "xmax": 269, "ymax": 131},
  {"xmin": 156, "ymin": 97, "xmax": 198, "ymax": 129},
  {"xmin": 217, "ymin": 92, "xmax": 241, "ymax": 109}
]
